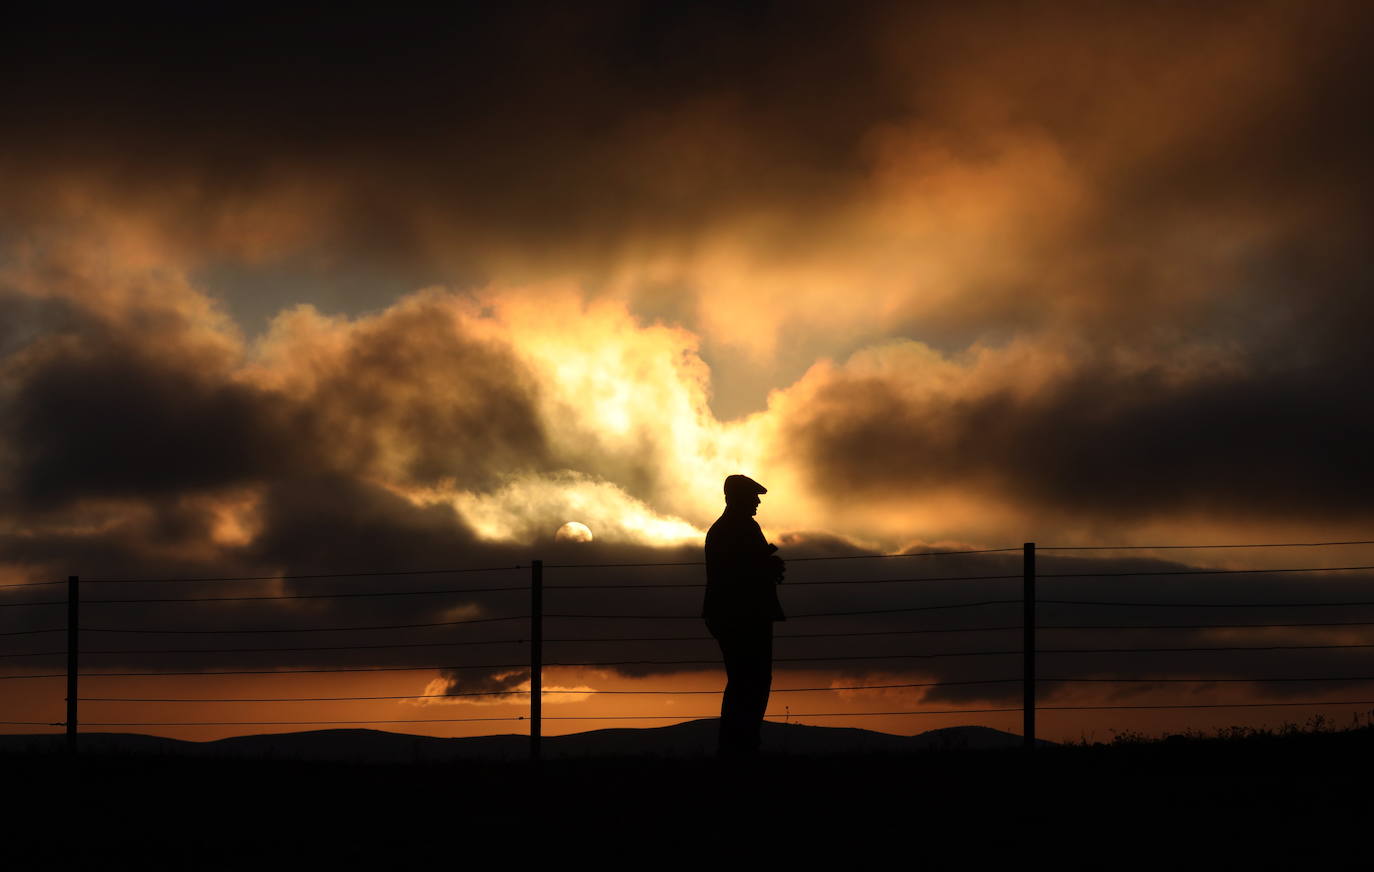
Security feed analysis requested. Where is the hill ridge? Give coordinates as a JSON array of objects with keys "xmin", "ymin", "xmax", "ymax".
[{"xmin": 0, "ymin": 719, "xmax": 1049, "ymax": 762}]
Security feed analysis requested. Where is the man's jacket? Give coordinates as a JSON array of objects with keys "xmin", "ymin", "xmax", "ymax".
[{"xmin": 702, "ymin": 508, "xmax": 785, "ymax": 623}]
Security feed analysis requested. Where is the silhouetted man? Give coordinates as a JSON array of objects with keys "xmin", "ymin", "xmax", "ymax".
[{"xmin": 703, "ymin": 474, "xmax": 785, "ymax": 758}]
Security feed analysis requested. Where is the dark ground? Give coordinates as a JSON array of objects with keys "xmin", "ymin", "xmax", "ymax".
[{"xmin": 5, "ymin": 726, "xmax": 1370, "ymax": 867}]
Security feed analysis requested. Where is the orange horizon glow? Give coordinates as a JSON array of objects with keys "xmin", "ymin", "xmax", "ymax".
[{"xmin": 6, "ymin": 665, "xmax": 1373, "ymax": 746}]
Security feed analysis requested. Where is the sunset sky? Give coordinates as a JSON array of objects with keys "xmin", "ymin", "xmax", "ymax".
[{"xmin": 4, "ymin": 2, "xmax": 1374, "ymax": 744}]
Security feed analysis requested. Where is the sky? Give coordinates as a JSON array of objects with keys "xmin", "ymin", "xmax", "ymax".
[{"xmin": 4, "ymin": 1, "xmax": 1374, "ymax": 743}]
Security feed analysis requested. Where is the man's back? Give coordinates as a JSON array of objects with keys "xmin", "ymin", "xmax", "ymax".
[{"xmin": 703, "ymin": 507, "xmax": 785, "ymax": 623}]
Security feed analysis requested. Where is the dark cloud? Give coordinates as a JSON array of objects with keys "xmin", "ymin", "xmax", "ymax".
[
  {"xmin": 786, "ymin": 329, "xmax": 1374, "ymax": 523},
  {"xmin": 0, "ymin": 2, "xmax": 1367, "ymax": 288},
  {"xmin": 0, "ymin": 296, "xmax": 295, "ymax": 510},
  {"xmin": 288, "ymin": 297, "xmax": 551, "ymax": 490},
  {"xmin": 0, "ymin": 2, "xmax": 897, "ymax": 269},
  {"xmin": 0, "ymin": 287, "xmax": 549, "ymax": 513}
]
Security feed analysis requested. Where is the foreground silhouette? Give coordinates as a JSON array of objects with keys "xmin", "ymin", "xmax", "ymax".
[{"xmin": 703, "ymin": 474, "xmax": 786, "ymax": 758}]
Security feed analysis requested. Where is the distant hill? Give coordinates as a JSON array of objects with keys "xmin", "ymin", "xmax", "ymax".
[{"xmin": 0, "ymin": 719, "xmax": 1049, "ymax": 763}]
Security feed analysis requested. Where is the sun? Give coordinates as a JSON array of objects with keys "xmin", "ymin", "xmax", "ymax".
[{"xmin": 555, "ymin": 521, "xmax": 593, "ymax": 543}]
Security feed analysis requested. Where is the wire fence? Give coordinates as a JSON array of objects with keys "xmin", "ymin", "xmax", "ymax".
[{"xmin": 3, "ymin": 540, "xmax": 1374, "ymax": 754}]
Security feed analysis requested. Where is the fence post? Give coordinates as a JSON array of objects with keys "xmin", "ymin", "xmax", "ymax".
[
  {"xmin": 67, "ymin": 574, "xmax": 79, "ymax": 757},
  {"xmin": 530, "ymin": 559, "xmax": 542, "ymax": 763},
  {"xmin": 1022, "ymin": 543, "xmax": 1035, "ymax": 750}
]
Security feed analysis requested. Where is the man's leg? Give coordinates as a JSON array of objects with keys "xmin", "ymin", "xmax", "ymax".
[
  {"xmin": 712, "ymin": 620, "xmax": 773, "ymax": 757},
  {"xmin": 736, "ymin": 622, "xmax": 773, "ymax": 754},
  {"xmin": 712, "ymin": 622, "xmax": 745, "ymax": 756}
]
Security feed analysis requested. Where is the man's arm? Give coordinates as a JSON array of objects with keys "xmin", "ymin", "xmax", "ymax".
[{"xmin": 748, "ymin": 521, "xmax": 785, "ymax": 583}]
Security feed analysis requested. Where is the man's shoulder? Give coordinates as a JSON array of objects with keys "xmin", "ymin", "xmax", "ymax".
[
  {"xmin": 705, "ymin": 514, "xmax": 730, "ymax": 552},
  {"xmin": 706, "ymin": 511, "xmax": 758, "ymax": 538}
]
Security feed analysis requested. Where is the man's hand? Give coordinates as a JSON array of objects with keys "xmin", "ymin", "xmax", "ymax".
[{"xmin": 767, "ymin": 553, "xmax": 786, "ymax": 584}]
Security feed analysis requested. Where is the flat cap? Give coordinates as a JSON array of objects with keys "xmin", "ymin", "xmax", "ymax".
[{"xmin": 723, "ymin": 474, "xmax": 767, "ymax": 497}]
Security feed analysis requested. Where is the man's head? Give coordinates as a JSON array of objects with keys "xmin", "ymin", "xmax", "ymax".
[{"xmin": 723, "ymin": 474, "xmax": 766, "ymax": 515}]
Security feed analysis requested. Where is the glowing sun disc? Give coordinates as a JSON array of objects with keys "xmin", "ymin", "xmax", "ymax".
[{"xmin": 555, "ymin": 521, "xmax": 593, "ymax": 542}]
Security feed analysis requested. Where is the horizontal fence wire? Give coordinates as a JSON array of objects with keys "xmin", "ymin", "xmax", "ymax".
[
  {"xmin": 541, "ymin": 700, "xmax": 1374, "ymax": 719},
  {"xmin": 4, "ymin": 639, "xmax": 526, "ymax": 658},
  {"xmin": 72, "ymin": 675, "xmax": 1374, "ymax": 704},
  {"xmin": 80, "ymin": 566, "xmax": 529, "ymax": 584},
  {"xmin": 3, "ymin": 538, "xmax": 1370, "ymax": 589},
  {"xmin": 544, "ymin": 601, "xmax": 1026, "ymax": 621},
  {"xmin": 65, "ymin": 664, "xmax": 534, "ymax": 678},
  {"xmin": 1036, "ymin": 540, "xmax": 1374, "ymax": 551},
  {"xmin": 1036, "ymin": 621, "xmax": 1374, "ymax": 630},
  {"xmin": 74, "ymin": 586, "xmax": 528, "ymax": 605},
  {"xmin": 540, "ymin": 546, "xmax": 1023, "ymax": 569},
  {"xmin": 77, "ymin": 679, "xmax": 1026, "ymax": 703},
  {"xmin": 546, "ymin": 620, "xmax": 1374, "ymax": 640},
  {"xmin": 44, "ymin": 652, "xmax": 1029, "ymax": 677},
  {"xmin": 1026, "ymin": 699, "xmax": 1374, "ymax": 712},
  {"xmin": 1039, "ymin": 565, "xmax": 1374, "ymax": 579},
  {"xmin": 77, "ymin": 717, "xmax": 530, "ymax": 726},
  {"xmin": 3, "ymin": 538, "xmax": 1371, "ymax": 587},
  {"xmin": 6, "ymin": 566, "xmax": 1374, "ymax": 609},
  {"xmin": 78, "ymin": 616, "xmax": 531, "ymax": 634},
  {"xmin": 30, "ymin": 638, "xmax": 1373, "ymax": 670},
  {"xmin": 1036, "ymin": 642, "xmax": 1374, "ymax": 655},
  {"xmin": 0, "ymin": 588, "xmax": 524, "ymax": 608},
  {"xmin": 547, "ymin": 627, "xmax": 1023, "ymax": 642},
  {"xmin": 1044, "ymin": 599, "xmax": 1374, "ymax": 608},
  {"xmin": 40, "ymin": 674, "xmax": 1374, "ymax": 702},
  {"xmin": 5, "ymin": 626, "xmax": 1038, "ymax": 656},
  {"xmin": 549, "ymin": 573, "xmax": 1023, "ymax": 590},
  {"xmin": 1044, "ymin": 675, "xmax": 1374, "ymax": 684},
  {"xmin": 27, "ymin": 619, "xmax": 1374, "ymax": 643},
  {"xmin": 794, "ymin": 601, "xmax": 1024, "ymax": 618},
  {"xmin": 544, "ymin": 652, "xmax": 1022, "ymax": 666}
]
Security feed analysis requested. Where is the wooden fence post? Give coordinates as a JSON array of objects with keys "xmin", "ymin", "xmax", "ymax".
[
  {"xmin": 530, "ymin": 559, "xmax": 542, "ymax": 763},
  {"xmin": 67, "ymin": 575, "xmax": 79, "ymax": 757},
  {"xmin": 1023, "ymin": 543, "xmax": 1036, "ymax": 750}
]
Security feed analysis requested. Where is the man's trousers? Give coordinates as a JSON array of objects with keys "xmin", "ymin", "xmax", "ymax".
[{"xmin": 706, "ymin": 618, "xmax": 774, "ymax": 757}]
